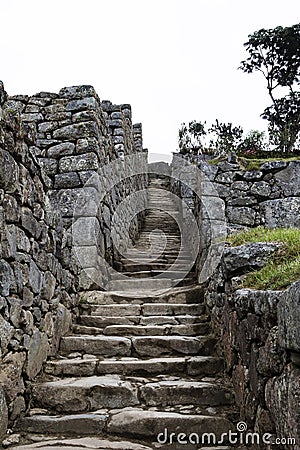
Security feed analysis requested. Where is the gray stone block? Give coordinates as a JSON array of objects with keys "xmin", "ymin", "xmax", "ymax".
[
  {"xmin": 278, "ymin": 281, "xmax": 300, "ymax": 352},
  {"xmin": 0, "ymin": 386, "xmax": 8, "ymax": 439},
  {"xmin": 260, "ymin": 197, "xmax": 300, "ymax": 228},
  {"xmin": 48, "ymin": 142, "xmax": 75, "ymax": 158},
  {"xmin": 59, "ymin": 153, "xmax": 99, "ymax": 173},
  {"xmin": 54, "ymin": 172, "xmax": 81, "ymax": 189}
]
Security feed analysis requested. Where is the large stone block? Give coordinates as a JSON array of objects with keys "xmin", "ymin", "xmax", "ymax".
[
  {"xmin": 53, "ymin": 121, "xmax": 99, "ymax": 140},
  {"xmin": 29, "ymin": 259, "xmax": 43, "ymax": 294},
  {"xmin": 223, "ymin": 242, "xmax": 279, "ymax": 277},
  {"xmin": 278, "ymin": 281, "xmax": 300, "ymax": 352},
  {"xmin": 260, "ymin": 197, "xmax": 300, "ymax": 228},
  {"xmin": 0, "ymin": 260, "xmax": 14, "ymax": 296},
  {"xmin": 59, "ymin": 153, "xmax": 98, "ymax": 173},
  {"xmin": 72, "ymin": 217, "xmax": 101, "ymax": 246},
  {"xmin": 0, "ymin": 313, "xmax": 14, "ymax": 353},
  {"xmin": 51, "ymin": 304, "xmax": 72, "ymax": 355},
  {"xmin": 0, "ymin": 386, "xmax": 8, "ymax": 440},
  {"xmin": 0, "ymin": 150, "xmax": 19, "ymax": 193},
  {"xmin": 47, "ymin": 142, "xmax": 75, "ymax": 158},
  {"xmin": 265, "ymin": 364, "xmax": 300, "ymax": 441},
  {"xmin": 25, "ymin": 330, "xmax": 49, "ymax": 379},
  {"xmin": 66, "ymin": 97, "xmax": 97, "ymax": 112},
  {"xmin": 49, "ymin": 187, "xmax": 99, "ymax": 218},
  {"xmin": 59, "ymin": 85, "xmax": 97, "ymax": 99},
  {"xmin": 0, "ymin": 352, "xmax": 26, "ymax": 403},
  {"xmin": 273, "ymin": 161, "xmax": 300, "ymax": 196},
  {"xmin": 54, "ymin": 172, "xmax": 81, "ymax": 189},
  {"xmin": 226, "ymin": 206, "xmax": 256, "ymax": 226}
]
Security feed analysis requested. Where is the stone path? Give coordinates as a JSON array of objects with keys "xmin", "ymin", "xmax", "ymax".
[{"xmin": 11, "ymin": 177, "xmax": 237, "ymax": 449}]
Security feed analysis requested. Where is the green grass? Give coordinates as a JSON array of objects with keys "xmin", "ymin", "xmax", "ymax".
[
  {"xmin": 207, "ymin": 155, "xmax": 300, "ymax": 171},
  {"xmin": 227, "ymin": 227, "xmax": 300, "ymax": 290},
  {"xmin": 237, "ymin": 156, "xmax": 300, "ymax": 171}
]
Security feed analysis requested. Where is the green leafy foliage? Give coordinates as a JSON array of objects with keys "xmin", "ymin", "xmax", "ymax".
[
  {"xmin": 178, "ymin": 120, "xmax": 206, "ymax": 155},
  {"xmin": 228, "ymin": 227, "xmax": 300, "ymax": 290},
  {"xmin": 208, "ymin": 120, "xmax": 243, "ymax": 156},
  {"xmin": 240, "ymin": 23, "xmax": 300, "ymax": 152}
]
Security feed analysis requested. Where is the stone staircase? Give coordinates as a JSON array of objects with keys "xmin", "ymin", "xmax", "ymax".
[{"xmin": 12, "ymin": 176, "xmax": 237, "ymax": 450}]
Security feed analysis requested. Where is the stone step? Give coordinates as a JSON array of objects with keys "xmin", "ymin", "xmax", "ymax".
[
  {"xmin": 30, "ymin": 376, "xmax": 232, "ymax": 414},
  {"xmin": 106, "ymin": 278, "xmax": 195, "ymax": 291},
  {"xmin": 124, "ymin": 250, "xmax": 191, "ymax": 258},
  {"xmin": 45, "ymin": 356, "xmax": 224, "ymax": 378},
  {"xmin": 131, "ymin": 336, "xmax": 215, "ymax": 357},
  {"xmin": 119, "ymin": 263, "xmax": 194, "ymax": 273},
  {"xmin": 79, "ymin": 285, "xmax": 204, "ymax": 305},
  {"xmin": 60, "ymin": 335, "xmax": 215, "ymax": 357},
  {"xmin": 89, "ymin": 303, "xmax": 205, "ymax": 317},
  {"xmin": 79, "ymin": 314, "xmax": 208, "ymax": 328},
  {"xmin": 107, "ymin": 408, "xmax": 233, "ymax": 441},
  {"xmin": 16, "ymin": 412, "xmax": 108, "ymax": 436},
  {"xmin": 11, "ymin": 435, "xmax": 153, "ymax": 450},
  {"xmin": 72, "ymin": 323, "xmax": 209, "ymax": 337},
  {"xmin": 111, "ymin": 270, "xmax": 194, "ymax": 280},
  {"xmin": 139, "ymin": 380, "xmax": 234, "ymax": 407},
  {"xmin": 60, "ymin": 336, "xmax": 132, "ymax": 356},
  {"xmin": 30, "ymin": 376, "xmax": 139, "ymax": 413}
]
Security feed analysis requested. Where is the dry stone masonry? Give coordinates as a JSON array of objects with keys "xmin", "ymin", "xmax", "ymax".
[
  {"xmin": 1, "ymin": 78, "xmax": 300, "ymax": 449},
  {"xmin": 172, "ymin": 153, "xmax": 300, "ymax": 449},
  {"xmin": 0, "ymin": 81, "xmax": 148, "ymax": 444}
]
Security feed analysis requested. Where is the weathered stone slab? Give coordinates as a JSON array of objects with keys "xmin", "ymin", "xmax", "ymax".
[
  {"xmin": 53, "ymin": 121, "xmax": 99, "ymax": 140},
  {"xmin": 31, "ymin": 376, "xmax": 138, "ymax": 412},
  {"xmin": 96, "ymin": 357, "xmax": 186, "ymax": 375},
  {"xmin": 108, "ymin": 408, "xmax": 232, "ymax": 439},
  {"xmin": 49, "ymin": 187, "xmax": 99, "ymax": 217},
  {"xmin": 0, "ymin": 352, "xmax": 26, "ymax": 403},
  {"xmin": 223, "ymin": 242, "xmax": 279, "ymax": 277},
  {"xmin": 187, "ymin": 356, "xmax": 224, "ymax": 376},
  {"xmin": 140, "ymin": 381, "xmax": 233, "ymax": 406},
  {"xmin": 60, "ymin": 336, "xmax": 131, "ymax": 356},
  {"xmin": 278, "ymin": 281, "xmax": 300, "ymax": 352},
  {"xmin": 16, "ymin": 413, "xmax": 107, "ymax": 436},
  {"xmin": 59, "ymin": 153, "xmax": 99, "ymax": 173},
  {"xmin": 91, "ymin": 305, "xmax": 141, "ymax": 317},
  {"xmin": 0, "ymin": 260, "xmax": 14, "ymax": 297},
  {"xmin": 11, "ymin": 436, "xmax": 153, "ymax": 449},
  {"xmin": 260, "ymin": 197, "xmax": 300, "ymax": 228},
  {"xmin": 142, "ymin": 303, "xmax": 203, "ymax": 316},
  {"xmin": 45, "ymin": 359, "xmax": 98, "ymax": 377},
  {"xmin": 0, "ymin": 386, "xmax": 8, "ymax": 439},
  {"xmin": 48, "ymin": 142, "xmax": 75, "ymax": 158},
  {"xmin": 226, "ymin": 206, "xmax": 256, "ymax": 226},
  {"xmin": 132, "ymin": 336, "xmax": 214, "ymax": 357},
  {"xmin": 25, "ymin": 330, "xmax": 49, "ymax": 379}
]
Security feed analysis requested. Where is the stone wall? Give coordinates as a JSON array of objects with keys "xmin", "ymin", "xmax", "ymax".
[
  {"xmin": 0, "ymin": 81, "xmax": 148, "ymax": 437},
  {"xmin": 0, "ymin": 82, "xmax": 76, "ymax": 436},
  {"xmin": 197, "ymin": 156, "xmax": 300, "ymax": 231},
  {"xmin": 6, "ymin": 84, "xmax": 148, "ymax": 290},
  {"xmin": 205, "ymin": 245, "xmax": 300, "ymax": 448},
  {"xmin": 171, "ymin": 153, "xmax": 300, "ymax": 447}
]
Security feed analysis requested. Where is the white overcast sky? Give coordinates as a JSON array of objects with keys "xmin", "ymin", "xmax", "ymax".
[{"xmin": 1, "ymin": 0, "xmax": 299, "ymax": 161}]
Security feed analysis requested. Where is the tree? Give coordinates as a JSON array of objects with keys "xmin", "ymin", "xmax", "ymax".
[
  {"xmin": 208, "ymin": 120, "xmax": 243, "ymax": 156},
  {"xmin": 178, "ymin": 120, "xmax": 206, "ymax": 155},
  {"xmin": 262, "ymin": 93, "xmax": 300, "ymax": 152},
  {"xmin": 238, "ymin": 130, "xmax": 268, "ymax": 157},
  {"xmin": 239, "ymin": 24, "xmax": 300, "ymax": 152}
]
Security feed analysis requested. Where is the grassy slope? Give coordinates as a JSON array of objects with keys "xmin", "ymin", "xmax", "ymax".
[
  {"xmin": 208, "ymin": 155, "xmax": 300, "ymax": 170},
  {"xmin": 227, "ymin": 227, "xmax": 300, "ymax": 290}
]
